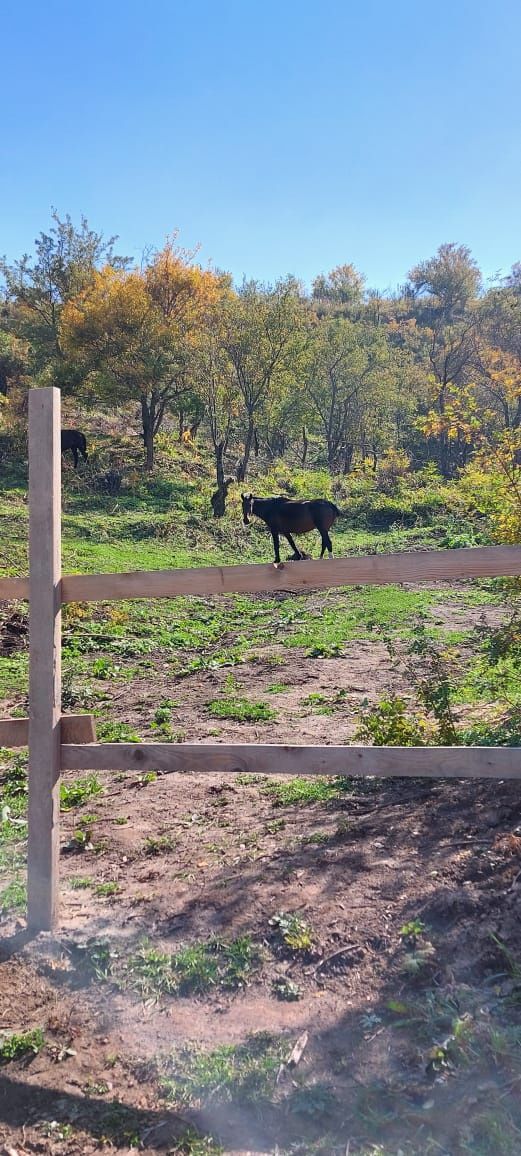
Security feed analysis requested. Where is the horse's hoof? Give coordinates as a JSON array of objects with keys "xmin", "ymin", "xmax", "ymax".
[{"xmin": 273, "ymin": 562, "xmax": 284, "ymax": 570}]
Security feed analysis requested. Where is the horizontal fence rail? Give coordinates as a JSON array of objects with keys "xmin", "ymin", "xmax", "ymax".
[
  {"xmin": 0, "ymin": 714, "xmax": 95, "ymax": 748},
  {"xmin": 59, "ymin": 545, "xmax": 521, "ymax": 600},
  {"xmin": 0, "ymin": 575, "xmax": 30, "ymax": 600},
  {"xmin": 1, "ymin": 545, "xmax": 520, "ymax": 606},
  {"xmin": 61, "ymin": 742, "xmax": 521, "ymax": 779}
]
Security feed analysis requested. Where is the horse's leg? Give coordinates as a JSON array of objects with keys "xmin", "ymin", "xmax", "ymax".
[
  {"xmin": 319, "ymin": 531, "xmax": 333, "ymax": 558},
  {"xmin": 317, "ymin": 520, "xmax": 333, "ymax": 558},
  {"xmin": 271, "ymin": 531, "xmax": 281, "ymax": 564},
  {"xmin": 284, "ymin": 532, "xmax": 303, "ymax": 560},
  {"xmin": 72, "ymin": 447, "xmax": 78, "ymax": 469}
]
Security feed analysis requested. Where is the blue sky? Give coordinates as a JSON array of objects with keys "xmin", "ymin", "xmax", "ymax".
[{"xmin": 3, "ymin": 0, "xmax": 520, "ymax": 291}]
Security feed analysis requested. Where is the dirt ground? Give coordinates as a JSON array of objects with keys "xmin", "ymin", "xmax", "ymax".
[{"xmin": 1, "ymin": 592, "xmax": 520, "ymax": 1155}]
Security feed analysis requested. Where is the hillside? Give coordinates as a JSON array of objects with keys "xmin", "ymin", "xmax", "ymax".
[{"xmin": 1, "ymin": 434, "xmax": 521, "ymax": 1156}]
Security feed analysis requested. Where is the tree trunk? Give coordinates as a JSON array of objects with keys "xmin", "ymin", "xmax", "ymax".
[
  {"xmin": 301, "ymin": 426, "xmax": 308, "ymax": 465},
  {"xmin": 236, "ymin": 418, "xmax": 255, "ymax": 482},
  {"xmin": 141, "ymin": 395, "xmax": 156, "ymax": 471},
  {"xmin": 178, "ymin": 411, "xmax": 184, "ymax": 441},
  {"xmin": 211, "ymin": 442, "xmax": 230, "ymax": 516},
  {"xmin": 342, "ymin": 443, "xmax": 354, "ymax": 474},
  {"xmin": 216, "ymin": 440, "xmax": 225, "ymax": 491}
]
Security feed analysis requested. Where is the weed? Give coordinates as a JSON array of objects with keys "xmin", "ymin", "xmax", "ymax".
[
  {"xmin": 300, "ymin": 830, "xmax": 330, "ymax": 845},
  {"xmin": 66, "ymin": 827, "xmax": 94, "ymax": 852},
  {"xmin": 357, "ymin": 694, "xmax": 429, "ymax": 746},
  {"xmin": 265, "ymin": 818, "xmax": 286, "ymax": 834},
  {"xmin": 269, "ymin": 912, "xmax": 314, "ymax": 953},
  {"xmin": 144, "ymin": 833, "xmax": 176, "ymax": 855},
  {"xmin": 39, "ymin": 1122, "xmax": 73, "ymax": 1141},
  {"xmin": 60, "ymin": 774, "xmax": 103, "ymax": 810},
  {"xmin": 288, "ymin": 1082, "xmax": 338, "ymax": 1119},
  {"xmin": 94, "ymin": 882, "xmax": 120, "ymax": 898},
  {"xmin": 266, "ymin": 682, "xmax": 289, "ymax": 693},
  {"xmin": 0, "ymin": 1028, "xmax": 44, "ymax": 1063},
  {"xmin": 91, "ymin": 657, "xmax": 124, "ymax": 679},
  {"xmin": 399, "ymin": 918, "xmax": 427, "ymax": 945},
  {"xmin": 272, "ymin": 977, "xmax": 301, "ymax": 1001}
]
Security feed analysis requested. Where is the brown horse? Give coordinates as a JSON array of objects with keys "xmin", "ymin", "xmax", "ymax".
[
  {"xmin": 241, "ymin": 493, "xmax": 340, "ymax": 563},
  {"xmin": 61, "ymin": 429, "xmax": 88, "ymax": 468}
]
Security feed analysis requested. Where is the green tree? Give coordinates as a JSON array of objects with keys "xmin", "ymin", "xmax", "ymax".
[
  {"xmin": 223, "ymin": 278, "xmax": 305, "ymax": 480},
  {"xmin": 408, "ymin": 243, "xmax": 481, "ymax": 321}
]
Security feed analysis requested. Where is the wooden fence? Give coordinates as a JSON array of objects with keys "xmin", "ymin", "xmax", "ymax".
[{"xmin": 1, "ymin": 388, "xmax": 520, "ymax": 932}]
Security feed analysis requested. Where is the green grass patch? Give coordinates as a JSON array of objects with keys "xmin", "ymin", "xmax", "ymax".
[
  {"xmin": 206, "ymin": 696, "xmax": 276, "ymax": 722},
  {"xmin": 0, "ymin": 1028, "xmax": 44, "ymax": 1064},
  {"xmin": 160, "ymin": 1032, "xmax": 286, "ymax": 1108},
  {"xmin": 0, "ymin": 878, "xmax": 26, "ymax": 914},
  {"xmin": 68, "ymin": 875, "xmax": 93, "ymax": 890},
  {"xmin": 121, "ymin": 935, "xmax": 260, "ymax": 997},
  {"xmin": 95, "ymin": 721, "xmax": 141, "ymax": 742},
  {"xmin": 264, "ymin": 776, "xmax": 346, "ymax": 806},
  {"xmin": 94, "ymin": 881, "xmax": 120, "ymax": 898}
]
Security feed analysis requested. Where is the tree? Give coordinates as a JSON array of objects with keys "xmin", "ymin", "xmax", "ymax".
[
  {"xmin": 408, "ymin": 243, "xmax": 481, "ymax": 320},
  {"xmin": 304, "ymin": 317, "xmax": 396, "ymax": 472},
  {"xmin": 0, "ymin": 210, "xmax": 129, "ymax": 391},
  {"xmin": 61, "ymin": 240, "xmax": 225, "ymax": 469},
  {"xmin": 312, "ymin": 263, "xmax": 366, "ymax": 314},
  {"xmin": 192, "ymin": 301, "xmax": 239, "ymax": 514},
  {"xmin": 223, "ymin": 278, "xmax": 305, "ymax": 481}
]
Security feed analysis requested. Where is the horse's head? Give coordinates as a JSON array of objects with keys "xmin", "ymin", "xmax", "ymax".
[{"xmin": 241, "ymin": 493, "xmax": 254, "ymax": 525}]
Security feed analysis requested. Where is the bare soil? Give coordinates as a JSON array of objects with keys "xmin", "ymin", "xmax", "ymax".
[{"xmin": 1, "ymin": 594, "xmax": 520, "ymax": 1155}]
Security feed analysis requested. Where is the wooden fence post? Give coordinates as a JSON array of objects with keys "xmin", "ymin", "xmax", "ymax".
[{"xmin": 27, "ymin": 387, "xmax": 62, "ymax": 931}]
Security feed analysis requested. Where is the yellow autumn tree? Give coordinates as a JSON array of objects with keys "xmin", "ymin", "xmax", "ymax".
[{"xmin": 61, "ymin": 238, "xmax": 225, "ymax": 468}]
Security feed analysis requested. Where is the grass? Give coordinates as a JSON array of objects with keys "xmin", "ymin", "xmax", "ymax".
[
  {"xmin": 120, "ymin": 935, "xmax": 260, "ymax": 997},
  {"xmin": 0, "ymin": 878, "xmax": 26, "ymax": 913},
  {"xmin": 206, "ymin": 696, "xmax": 276, "ymax": 722},
  {"xmin": 264, "ymin": 775, "xmax": 349, "ymax": 806},
  {"xmin": 94, "ymin": 881, "xmax": 120, "ymax": 898},
  {"xmin": 160, "ymin": 1032, "xmax": 286, "ymax": 1109}
]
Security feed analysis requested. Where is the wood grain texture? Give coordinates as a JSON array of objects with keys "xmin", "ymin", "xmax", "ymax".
[
  {"xmin": 0, "ymin": 714, "xmax": 95, "ymax": 748},
  {"xmin": 27, "ymin": 387, "xmax": 62, "ymax": 932},
  {"xmin": 0, "ymin": 575, "xmax": 30, "ymax": 600},
  {"xmin": 60, "ymin": 545, "xmax": 521, "ymax": 603},
  {"xmin": 61, "ymin": 742, "xmax": 521, "ymax": 778}
]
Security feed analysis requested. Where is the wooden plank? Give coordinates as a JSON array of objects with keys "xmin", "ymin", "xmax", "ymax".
[
  {"xmin": 0, "ymin": 714, "xmax": 95, "ymax": 748},
  {"xmin": 27, "ymin": 387, "xmax": 62, "ymax": 933},
  {"xmin": 60, "ymin": 742, "xmax": 521, "ymax": 779},
  {"xmin": 0, "ymin": 576, "xmax": 30, "ymax": 600},
  {"xmin": 60, "ymin": 545, "xmax": 521, "ymax": 603}
]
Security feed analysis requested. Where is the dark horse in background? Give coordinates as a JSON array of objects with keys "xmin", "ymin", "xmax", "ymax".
[
  {"xmin": 61, "ymin": 429, "xmax": 88, "ymax": 469},
  {"xmin": 241, "ymin": 493, "xmax": 341, "ymax": 564}
]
